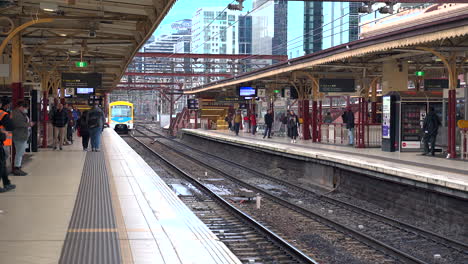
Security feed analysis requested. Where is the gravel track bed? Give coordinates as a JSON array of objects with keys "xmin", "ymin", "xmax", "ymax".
[
  {"xmin": 135, "ymin": 125, "xmax": 468, "ymax": 264},
  {"xmin": 123, "ymin": 136, "xmax": 310, "ymax": 264},
  {"xmin": 132, "ymin": 136, "xmax": 398, "ymax": 264}
]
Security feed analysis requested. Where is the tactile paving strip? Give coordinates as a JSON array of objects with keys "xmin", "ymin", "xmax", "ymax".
[{"xmin": 59, "ymin": 152, "xmax": 121, "ymax": 264}]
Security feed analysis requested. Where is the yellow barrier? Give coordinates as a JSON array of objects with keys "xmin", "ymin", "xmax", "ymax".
[{"xmin": 457, "ymin": 120, "xmax": 468, "ymax": 129}]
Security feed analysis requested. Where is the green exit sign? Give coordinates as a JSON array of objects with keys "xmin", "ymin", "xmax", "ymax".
[
  {"xmin": 415, "ymin": 71, "xmax": 425, "ymax": 77},
  {"xmin": 274, "ymin": 89, "xmax": 280, "ymax": 93},
  {"xmin": 76, "ymin": 61, "xmax": 88, "ymax": 67}
]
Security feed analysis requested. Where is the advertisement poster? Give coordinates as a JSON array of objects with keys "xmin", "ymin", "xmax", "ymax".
[{"xmin": 382, "ymin": 96, "xmax": 391, "ymax": 139}]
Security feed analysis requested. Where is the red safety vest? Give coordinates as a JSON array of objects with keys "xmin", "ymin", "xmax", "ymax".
[{"xmin": 0, "ymin": 110, "xmax": 12, "ymax": 146}]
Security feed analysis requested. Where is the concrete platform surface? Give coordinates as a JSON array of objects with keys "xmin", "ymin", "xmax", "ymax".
[{"xmin": 182, "ymin": 129, "xmax": 468, "ymax": 195}]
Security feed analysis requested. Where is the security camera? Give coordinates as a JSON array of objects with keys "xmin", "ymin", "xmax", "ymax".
[{"xmin": 88, "ymin": 30, "xmax": 96, "ymax": 38}]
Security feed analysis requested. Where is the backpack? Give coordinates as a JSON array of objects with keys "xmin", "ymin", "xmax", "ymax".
[{"xmin": 87, "ymin": 112, "xmax": 100, "ymax": 128}]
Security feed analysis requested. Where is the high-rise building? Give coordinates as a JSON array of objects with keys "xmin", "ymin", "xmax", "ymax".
[
  {"xmin": 302, "ymin": 2, "xmax": 360, "ymax": 55},
  {"xmin": 251, "ymin": 0, "xmax": 288, "ymax": 56},
  {"xmin": 191, "ymin": 7, "xmax": 252, "ymax": 55}
]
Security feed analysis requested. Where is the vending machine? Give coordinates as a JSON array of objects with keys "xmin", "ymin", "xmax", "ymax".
[{"xmin": 381, "ymin": 91, "xmax": 443, "ymax": 152}]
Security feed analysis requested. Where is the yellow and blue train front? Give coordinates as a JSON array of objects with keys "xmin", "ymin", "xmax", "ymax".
[{"xmin": 110, "ymin": 116, "xmax": 133, "ymax": 130}]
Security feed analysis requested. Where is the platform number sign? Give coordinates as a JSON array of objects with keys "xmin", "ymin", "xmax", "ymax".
[
  {"xmin": 258, "ymin": 89, "xmax": 266, "ymax": 98},
  {"xmin": 187, "ymin": 99, "xmax": 199, "ymax": 110}
]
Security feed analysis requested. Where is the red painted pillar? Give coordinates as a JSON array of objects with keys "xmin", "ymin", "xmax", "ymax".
[
  {"xmin": 357, "ymin": 97, "xmax": 366, "ymax": 148},
  {"xmin": 318, "ymin": 100, "xmax": 322, "ymax": 142},
  {"xmin": 371, "ymin": 101, "xmax": 377, "ymax": 123},
  {"xmin": 448, "ymin": 89, "xmax": 457, "ymax": 158},
  {"xmin": 311, "ymin": 100, "xmax": 318, "ymax": 142},
  {"xmin": 42, "ymin": 91, "xmax": 48, "ymax": 148},
  {"xmin": 299, "ymin": 99, "xmax": 311, "ymax": 140},
  {"xmin": 11, "ymin": 82, "xmax": 24, "ymax": 106}
]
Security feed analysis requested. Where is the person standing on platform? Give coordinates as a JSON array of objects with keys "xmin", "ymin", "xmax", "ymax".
[
  {"xmin": 0, "ymin": 96, "xmax": 16, "ymax": 192},
  {"xmin": 76, "ymin": 110, "xmax": 90, "ymax": 151},
  {"xmin": 344, "ymin": 106, "xmax": 355, "ymax": 145},
  {"xmin": 287, "ymin": 110, "xmax": 299, "ymax": 143},
  {"xmin": 72, "ymin": 106, "xmax": 79, "ymax": 131},
  {"xmin": 250, "ymin": 113, "xmax": 257, "ymax": 135},
  {"xmin": 87, "ymin": 103, "xmax": 105, "ymax": 152},
  {"xmin": 243, "ymin": 113, "xmax": 250, "ymax": 133},
  {"xmin": 422, "ymin": 107, "xmax": 441, "ymax": 156},
  {"xmin": 263, "ymin": 109, "xmax": 273, "ymax": 139},
  {"xmin": 323, "ymin": 112, "xmax": 333, "ymax": 123},
  {"xmin": 225, "ymin": 115, "xmax": 232, "ymax": 131},
  {"xmin": 11, "ymin": 100, "xmax": 34, "ymax": 176},
  {"xmin": 52, "ymin": 103, "xmax": 68, "ymax": 150},
  {"xmin": 64, "ymin": 104, "xmax": 74, "ymax": 145},
  {"xmin": 233, "ymin": 110, "xmax": 242, "ymax": 136}
]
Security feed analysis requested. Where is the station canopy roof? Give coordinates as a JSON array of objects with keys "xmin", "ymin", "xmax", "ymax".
[
  {"xmin": 185, "ymin": 11, "xmax": 468, "ymax": 96},
  {"xmin": 0, "ymin": 0, "xmax": 176, "ymax": 92}
]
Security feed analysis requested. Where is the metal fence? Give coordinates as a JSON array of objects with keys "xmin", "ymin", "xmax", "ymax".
[{"xmin": 320, "ymin": 123, "xmax": 382, "ymax": 148}]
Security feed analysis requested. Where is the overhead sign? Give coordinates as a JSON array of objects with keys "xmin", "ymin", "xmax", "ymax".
[
  {"xmin": 61, "ymin": 72, "xmax": 102, "ymax": 97},
  {"xmin": 215, "ymin": 96, "xmax": 246, "ymax": 103},
  {"xmin": 424, "ymin": 79, "xmax": 460, "ymax": 90},
  {"xmin": 319, "ymin": 79, "xmax": 355, "ymax": 93},
  {"xmin": 258, "ymin": 89, "xmax": 266, "ymax": 97}
]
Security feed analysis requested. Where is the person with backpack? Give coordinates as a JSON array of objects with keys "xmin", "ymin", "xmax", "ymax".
[
  {"xmin": 51, "ymin": 103, "xmax": 68, "ymax": 151},
  {"xmin": 76, "ymin": 110, "xmax": 90, "ymax": 151},
  {"xmin": 87, "ymin": 104, "xmax": 105, "ymax": 152}
]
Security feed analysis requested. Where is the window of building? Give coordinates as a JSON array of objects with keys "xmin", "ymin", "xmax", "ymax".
[{"xmin": 228, "ymin": 15, "xmax": 235, "ymax": 21}]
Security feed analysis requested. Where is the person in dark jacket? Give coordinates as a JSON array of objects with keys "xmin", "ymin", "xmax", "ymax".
[
  {"xmin": 422, "ymin": 107, "xmax": 441, "ymax": 156},
  {"xmin": 52, "ymin": 103, "xmax": 68, "ymax": 150},
  {"xmin": 87, "ymin": 104, "xmax": 105, "ymax": 152},
  {"xmin": 287, "ymin": 110, "xmax": 300, "ymax": 143},
  {"xmin": 76, "ymin": 110, "xmax": 90, "ymax": 151},
  {"xmin": 344, "ymin": 107, "xmax": 355, "ymax": 145},
  {"xmin": 64, "ymin": 104, "xmax": 74, "ymax": 144},
  {"xmin": 11, "ymin": 100, "xmax": 34, "ymax": 176},
  {"xmin": 0, "ymin": 96, "xmax": 15, "ymax": 192},
  {"xmin": 263, "ymin": 109, "xmax": 273, "ymax": 139}
]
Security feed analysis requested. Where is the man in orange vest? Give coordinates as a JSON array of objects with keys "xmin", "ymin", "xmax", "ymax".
[{"xmin": 0, "ymin": 96, "xmax": 16, "ymax": 192}]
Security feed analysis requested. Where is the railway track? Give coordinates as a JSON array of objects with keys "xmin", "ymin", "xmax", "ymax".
[
  {"xmin": 134, "ymin": 125, "xmax": 468, "ymax": 264},
  {"xmin": 125, "ymin": 132, "xmax": 319, "ymax": 264}
]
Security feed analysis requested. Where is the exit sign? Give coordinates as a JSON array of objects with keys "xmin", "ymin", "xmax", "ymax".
[
  {"xmin": 415, "ymin": 71, "xmax": 425, "ymax": 77},
  {"xmin": 76, "ymin": 61, "xmax": 88, "ymax": 67}
]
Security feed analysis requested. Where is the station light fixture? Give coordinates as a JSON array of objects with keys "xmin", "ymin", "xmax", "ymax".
[
  {"xmin": 415, "ymin": 71, "xmax": 425, "ymax": 77},
  {"xmin": 75, "ymin": 61, "xmax": 88, "ymax": 67},
  {"xmin": 40, "ymin": 2, "xmax": 58, "ymax": 12}
]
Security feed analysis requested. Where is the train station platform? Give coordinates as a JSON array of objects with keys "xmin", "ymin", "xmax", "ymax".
[
  {"xmin": 0, "ymin": 129, "xmax": 241, "ymax": 264},
  {"xmin": 181, "ymin": 129, "xmax": 468, "ymax": 199}
]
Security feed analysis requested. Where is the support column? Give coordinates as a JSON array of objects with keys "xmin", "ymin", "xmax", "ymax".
[
  {"xmin": 311, "ymin": 100, "xmax": 317, "ymax": 142},
  {"xmin": 11, "ymin": 34, "xmax": 23, "ymax": 105},
  {"xmin": 318, "ymin": 100, "xmax": 322, "ymax": 142},
  {"xmin": 42, "ymin": 90, "xmax": 48, "ymax": 148}
]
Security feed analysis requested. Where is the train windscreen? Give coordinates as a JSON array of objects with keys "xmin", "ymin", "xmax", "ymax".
[{"xmin": 111, "ymin": 105, "xmax": 132, "ymax": 117}]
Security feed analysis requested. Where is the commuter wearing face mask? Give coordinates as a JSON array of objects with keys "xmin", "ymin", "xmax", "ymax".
[{"xmin": 11, "ymin": 100, "xmax": 34, "ymax": 176}]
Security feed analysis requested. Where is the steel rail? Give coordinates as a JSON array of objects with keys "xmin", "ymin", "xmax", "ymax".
[
  {"xmin": 134, "ymin": 127, "xmax": 427, "ymax": 264},
  {"xmin": 128, "ymin": 134, "xmax": 319, "ymax": 264}
]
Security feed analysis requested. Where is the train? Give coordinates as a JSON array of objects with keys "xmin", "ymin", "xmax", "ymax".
[{"xmin": 109, "ymin": 101, "xmax": 134, "ymax": 133}]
